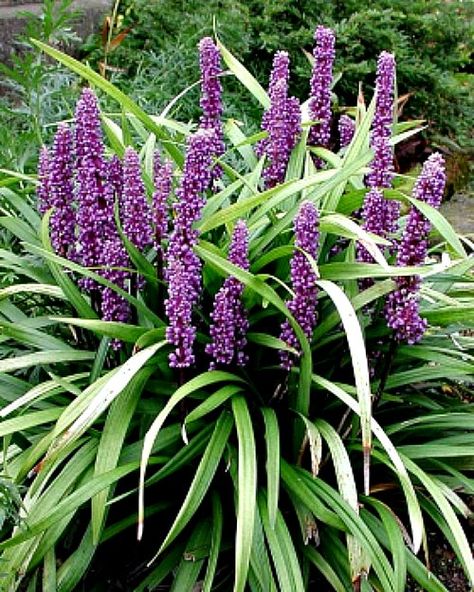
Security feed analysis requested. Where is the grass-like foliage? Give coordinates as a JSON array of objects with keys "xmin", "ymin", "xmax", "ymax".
[{"xmin": 0, "ymin": 27, "xmax": 473, "ymax": 592}]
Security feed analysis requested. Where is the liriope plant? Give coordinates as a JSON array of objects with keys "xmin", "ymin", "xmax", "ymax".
[{"xmin": 0, "ymin": 24, "xmax": 472, "ymax": 592}]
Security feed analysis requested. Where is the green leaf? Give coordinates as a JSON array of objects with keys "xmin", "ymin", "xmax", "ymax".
[
  {"xmin": 0, "ymin": 350, "xmax": 94, "ymax": 374},
  {"xmin": 183, "ymin": 384, "xmax": 242, "ymax": 433},
  {"xmin": 258, "ymin": 492, "xmax": 305, "ymax": 592},
  {"xmin": 314, "ymin": 418, "xmax": 368, "ymax": 582},
  {"xmin": 400, "ymin": 192, "xmax": 467, "ymax": 258},
  {"xmin": 42, "ymin": 548, "xmax": 57, "ymax": 592},
  {"xmin": 225, "ymin": 119, "xmax": 259, "ymax": 169},
  {"xmin": 48, "ymin": 343, "xmax": 165, "ymax": 460},
  {"xmin": 249, "ymin": 500, "xmax": 278, "ymax": 592},
  {"xmin": 0, "ymin": 464, "xmax": 138, "ymax": 550},
  {"xmin": 363, "ymin": 501, "xmax": 407, "ymax": 592},
  {"xmin": 200, "ymin": 492, "xmax": 223, "ymax": 592},
  {"xmin": 169, "ymin": 520, "xmax": 210, "ymax": 592},
  {"xmin": 312, "ymin": 374, "xmax": 424, "ymax": 555},
  {"xmin": 40, "ymin": 212, "xmax": 97, "ymax": 320},
  {"xmin": 423, "ymin": 305, "xmax": 474, "ymax": 327},
  {"xmin": 0, "ymin": 408, "xmax": 63, "ymax": 438},
  {"xmin": 92, "ymin": 370, "xmax": 151, "ymax": 543},
  {"xmin": 232, "ymin": 396, "xmax": 257, "ymax": 592},
  {"xmin": 138, "ymin": 371, "xmax": 245, "ymax": 538},
  {"xmin": 0, "ymin": 320, "xmax": 74, "ymax": 351},
  {"xmin": 261, "ymin": 407, "xmax": 280, "ymax": 529},
  {"xmin": 31, "ymin": 40, "xmax": 183, "ymax": 166},
  {"xmin": 284, "ymin": 464, "xmax": 396, "ymax": 592},
  {"xmin": 304, "ymin": 547, "xmax": 347, "ymax": 592},
  {"xmin": 216, "ymin": 37, "xmax": 270, "ymax": 109},
  {"xmin": 196, "ymin": 244, "xmax": 312, "ymax": 420},
  {"xmin": 315, "ymin": 279, "xmax": 372, "ymax": 494},
  {"xmin": 0, "ymin": 283, "xmax": 65, "ymax": 301},
  {"xmin": 29, "ymin": 239, "xmax": 162, "ymax": 326},
  {"xmin": 50, "ymin": 317, "xmax": 147, "ymax": 343},
  {"xmin": 149, "ymin": 412, "xmax": 233, "ymax": 562},
  {"xmin": 402, "ymin": 455, "xmax": 474, "ymax": 585}
]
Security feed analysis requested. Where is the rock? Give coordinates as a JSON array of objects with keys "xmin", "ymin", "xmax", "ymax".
[{"xmin": 0, "ymin": 0, "xmax": 110, "ymax": 64}]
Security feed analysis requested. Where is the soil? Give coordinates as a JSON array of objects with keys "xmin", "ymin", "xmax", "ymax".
[{"xmin": 407, "ymin": 498, "xmax": 474, "ymax": 592}]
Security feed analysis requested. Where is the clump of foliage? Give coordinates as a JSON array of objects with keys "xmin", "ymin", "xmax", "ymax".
[
  {"xmin": 0, "ymin": 0, "xmax": 80, "ymax": 171},
  {"xmin": 0, "ymin": 21, "xmax": 473, "ymax": 592},
  {"xmin": 247, "ymin": 0, "xmax": 474, "ymax": 145},
  {"xmin": 83, "ymin": 0, "xmax": 473, "ymax": 147},
  {"xmin": 82, "ymin": 0, "xmax": 261, "ymax": 126}
]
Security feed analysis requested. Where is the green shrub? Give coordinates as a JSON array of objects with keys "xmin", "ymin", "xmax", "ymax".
[
  {"xmin": 0, "ymin": 32, "xmax": 472, "ymax": 590},
  {"xmin": 84, "ymin": 0, "xmax": 473, "ymax": 145}
]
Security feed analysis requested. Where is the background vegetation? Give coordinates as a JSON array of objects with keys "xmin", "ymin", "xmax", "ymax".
[{"xmin": 83, "ymin": 0, "xmax": 474, "ymax": 146}]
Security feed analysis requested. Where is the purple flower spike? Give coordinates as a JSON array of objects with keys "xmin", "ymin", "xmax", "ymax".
[
  {"xmin": 37, "ymin": 146, "xmax": 51, "ymax": 216},
  {"xmin": 257, "ymin": 51, "xmax": 301, "ymax": 188},
  {"xmin": 338, "ymin": 114, "xmax": 355, "ymax": 149},
  {"xmin": 100, "ymin": 234, "xmax": 131, "ymax": 325},
  {"xmin": 48, "ymin": 124, "xmax": 75, "ymax": 258},
  {"xmin": 107, "ymin": 154, "xmax": 124, "ymax": 213},
  {"xmin": 152, "ymin": 153, "xmax": 173, "ymax": 253},
  {"xmin": 165, "ymin": 129, "xmax": 214, "ymax": 368},
  {"xmin": 98, "ymin": 154, "xmax": 131, "ymax": 340},
  {"xmin": 73, "ymin": 87, "xmax": 109, "ymax": 290},
  {"xmin": 385, "ymin": 153, "xmax": 446, "ymax": 343},
  {"xmin": 358, "ymin": 52, "xmax": 397, "ymax": 271},
  {"xmin": 308, "ymin": 26, "xmax": 336, "ymax": 157},
  {"xmin": 121, "ymin": 147, "xmax": 153, "ymax": 252},
  {"xmin": 280, "ymin": 201, "xmax": 319, "ymax": 370},
  {"xmin": 199, "ymin": 37, "xmax": 225, "ymax": 184},
  {"xmin": 206, "ymin": 220, "xmax": 250, "ymax": 369}
]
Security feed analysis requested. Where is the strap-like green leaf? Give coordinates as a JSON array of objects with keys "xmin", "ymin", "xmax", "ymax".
[{"xmin": 232, "ymin": 395, "xmax": 257, "ymax": 592}]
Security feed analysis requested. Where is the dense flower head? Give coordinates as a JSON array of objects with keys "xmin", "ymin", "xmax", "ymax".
[
  {"xmin": 280, "ymin": 201, "xmax": 319, "ymax": 370},
  {"xmin": 198, "ymin": 36, "xmax": 225, "ymax": 184},
  {"xmin": 48, "ymin": 124, "xmax": 75, "ymax": 258},
  {"xmin": 365, "ymin": 52, "xmax": 396, "ymax": 215},
  {"xmin": 100, "ymin": 234, "xmax": 131, "ymax": 331},
  {"xmin": 256, "ymin": 51, "xmax": 301, "ymax": 188},
  {"xmin": 206, "ymin": 220, "xmax": 250, "ymax": 369},
  {"xmin": 120, "ymin": 147, "xmax": 153, "ymax": 252},
  {"xmin": 106, "ymin": 154, "xmax": 124, "ymax": 212},
  {"xmin": 152, "ymin": 153, "xmax": 173, "ymax": 253},
  {"xmin": 37, "ymin": 146, "xmax": 51, "ymax": 216},
  {"xmin": 165, "ymin": 129, "xmax": 215, "ymax": 368},
  {"xmin": 74, "ymin": 87, "xmax": 106, "ymax": 169},
  {"xmin": 338, "ymin": 114, "xmax": 355, "ymax": 149},
  {"xmin": 308, "ymin": 26, "xmax": 336, "ymax": 154},
  {"xmin": 385, "ymin": 153, "xmax": 446, "ymax": 343},
  {"xmin": 359, "ymin": 52, "xmax": 397, "ymax": 270},
  {"xmin": 73, "ymin": 87, "xmax": 109, "ymax": 290},
  {"xmin": 371, "ymin": 52, "xmax": 396, "ymax": 144},
  {"xmin": 97, "ymin": 154, "xmax": 131, "ymax": 341}
]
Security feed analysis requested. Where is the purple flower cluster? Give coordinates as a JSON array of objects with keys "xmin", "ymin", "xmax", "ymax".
[
  {"xmin": 199, "ymin": 37, "xmax": 225, "ymax": 184},
  {"xmin": 308, "ymin": 26, "xmax": 335, "ymax": 158},
  {"xmin": 280, "ymin": 201, "xmax": 319, "ymax": 370},
  {"xmin": 36, "ymin": 88, "xmax": 161, "ymax": 336},
  {"xmin": 359, "ymin": 52, "xmax": 397, "ymax": 268},
  {"xmin": 152, "ymin": 153, "xmax": 173, "ymax": 254},
  {"xmin": 384, "ymin": 153, "xmax": 446, "ymax": 343},
  {"xmin": 73, "ymin": 88, "xmax": 110, "ymax": 290},
  {"xmin": 165, "ymin": 130, "xmax": 214, "ymax": 368},
  {"xmin": 338, "ymin": 114, "xmax": 355, "ymax": 149},
  {"xmin": 256, "ymin": 51, "xmax": 301, "ymax": 188},
  {"xmin": 47, "ymin": 124, "xmax": 75, "ymax": 258},
  {"xmin": 100, "ymin": 155, "xmax": 131, "ymax": 334},
  {"xmin": 206, "ymin": 220, "xmax": 249, "ymax": 369},
  {"xmin": 121, "ymin": 147, "xmax": 153, "ymax": 252}
]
